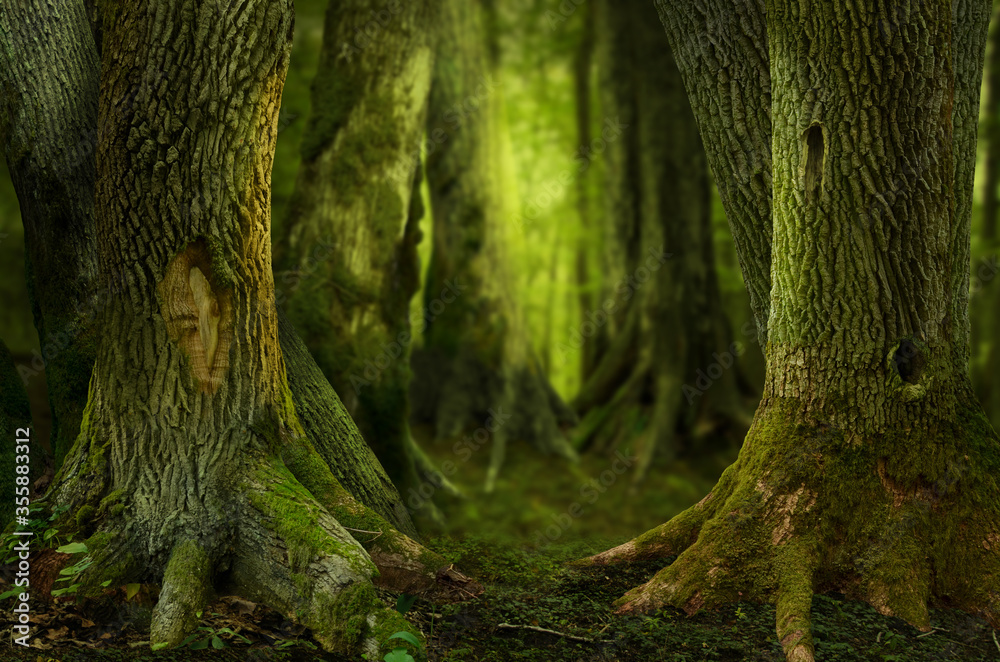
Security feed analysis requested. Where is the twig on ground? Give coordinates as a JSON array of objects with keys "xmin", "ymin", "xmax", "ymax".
[{"xmin": 496, "ymin": 622, "xmax": 612, "ymax": 644}]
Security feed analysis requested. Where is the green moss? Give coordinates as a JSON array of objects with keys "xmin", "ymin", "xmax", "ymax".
[
  {"xmin": 247, "ymin": 460, "xmax": 375, "ymax": 577},
  {"xmin": 75, "ymin": 505, "xmax": 96, "ymax": 532},
  {"xmin": 203, "ymin": 235, "xmax": 236, "ymax": 289}
]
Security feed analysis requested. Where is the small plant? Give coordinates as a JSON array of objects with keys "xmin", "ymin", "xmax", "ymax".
[
  {"xmin": 382, "ymin": 631, "xmax": 421, "ymax": 662},
  {"xmin": 180, "ymin": 623, "xmax": 251, "ymax": 650}
]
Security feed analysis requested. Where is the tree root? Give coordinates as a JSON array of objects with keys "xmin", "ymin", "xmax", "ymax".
[
  {"xmin": 575, "ymin": 397, "xmax": 1000, "ymax": 661},
  {"xmin": 281, "ymin": 435, "xmax": 483, "ymax": 603},
  {"xmin": 150, "ymin": 540, "xmax": 212, "ymax": 649}
]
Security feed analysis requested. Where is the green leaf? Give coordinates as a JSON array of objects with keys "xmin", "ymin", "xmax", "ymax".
[
  {"xmin": 126, "ymin": 583, "xmax": 141, "ymax": 600},
  {"xmin": 0, "ymin": 588, "xmax": 24, "ymax": 600},
  {"xmin": 190, "ymin": 639, "xmax": 209, "ymax": 650},
  {"xmin": 56, "ymin": 542, "xmax": 88, "ymax": 554},
  {"xmin": 100, "ymin": 580, "xmax": 112, "ymax": 588},
  {"xmin": 211, "ymin": 636, "xmax": 224, "ymax": 649},
  {"xmin": 395, "ymin": 593, "xmax": 418, "ymax": 614},
  {"xmin": 387, "ymin": 631, "xmax": 421, "ymax": 648},
  {"xmin": 383, "ymin": 648, "xmax": 415, "ymax": 662},
  {"xmin": 43, "ymin": 528, "xmax": 57, "ymax": 541}
]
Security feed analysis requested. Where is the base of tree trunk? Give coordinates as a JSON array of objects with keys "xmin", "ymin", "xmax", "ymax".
[
  {"xmin": 47, "ymin": 425, "xmax": 481, "ymax": 654},
  {"xmin": 572, "ymin": 394, "xmax": 1000, "ymax": 662}
]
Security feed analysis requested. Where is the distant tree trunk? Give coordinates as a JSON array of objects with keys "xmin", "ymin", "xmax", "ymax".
[
  {"xmin": 571, "ymin": 0, "xmax": 746, "ymax": 484},
  {"xmin": 980, "ymin": 0, "xmax": 1000, "ymax": 426},
  {"xmin": 573, "ymin": 1, "xmax": 598, "ymax": 381},
  {"xmin": 411, "ymin": 0, "xmax": 577, "ymax": 491},
  {"xmin": 22, "ymin": 1, "xmax": 476, "ymax": 653},
  {"xmin": 274, "ymin": 0, "xmax": 455, "ymax": 525},
  {"xmin": 578, "ymin": 3, "xmax": 1000, "ymax": 662},
  {"xmin": 0, "ymin": 0, "xmax": 100, "ymax": 470}
]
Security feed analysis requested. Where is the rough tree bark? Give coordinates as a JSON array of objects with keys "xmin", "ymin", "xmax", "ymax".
[
  {"xmin": 575, "ymin": 2, "xmax": 1000, "ymax": 662},
  {"xmin": 0, "ymin": 0, "xmax": 100, "ymax": 470},
  {"xmin": 23, "ymin": 0, "xmax": 475, "ymax": 654},
  {"xmin": 1, "ymin": 0, "xmax": 450, "ymax": 546},
  {"xmin": 410, "ymin": 0, "xmax": 577, "ymax": 491},
  {"xmin": 570, "ymin": 0, "xmax": 746, "ymax": 484},
  {"xmin": 274, "ymin": 0, "xmax": 458, "ymax": 525}
]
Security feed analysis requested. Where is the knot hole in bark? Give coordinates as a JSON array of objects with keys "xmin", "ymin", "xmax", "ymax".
[
  {"xmin": 803, "ymin": 124, "xmax": 825, "ymax": 204},
  {"xmin": 892, "ymin": 338, "xmax": 925, "ymax": 384}
]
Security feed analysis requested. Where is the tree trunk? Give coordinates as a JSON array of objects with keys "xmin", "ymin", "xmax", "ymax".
[
  {"xmin": 0, "ymin": 340, "xmax": 38, "ymax": 527},
  {"xmin": 571, "ymin": 0, "xmax": 746, "ymax": 483},
  {"xmin": 573, "ymin": 0, "xmax": 598, "ymax": 382},
  {"xmin": 274, "ymin": 0, "xmax": 455, "ymax": 525},
  {"xmin": 410, "ymin": 0, "xmax": 577, "ymax": 491},
  {"xmin": 33, "ymin": 1, "xmax": 467, "ymax": 653},
  {"xmin": 979, "ymin": 0, "xmax": 1000, "ymax": 426},
  {"xmin": 0, "ymin": 0, "xmax": 100, "ymax": 470},
  {"xmin": 577, "ymin": 3, "xmax": 1000, "ymax": 662}
]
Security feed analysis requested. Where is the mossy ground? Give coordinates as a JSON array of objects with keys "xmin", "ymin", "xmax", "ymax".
[{"xmin": 2, "ymin": 433, "xmax": 999, "ymax": 661}]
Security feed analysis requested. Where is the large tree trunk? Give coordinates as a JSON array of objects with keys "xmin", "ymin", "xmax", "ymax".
[
  {"xmin": 410, "ymin": 0, "xmax": 577, "ymax": 491},
  {"xmin": 0, "ymin": 0, "xmax": 100, "ymax": 470},
  {"xmin": 274, "ymin": 0, "xmax": 456, "ymax": 525},
  {"xmin": 0, "ymin": 0, "xmax": 435, "ymax": 544},
  {"xmin": 31, "ymin": 1, "xmax": 476, "ymax": 653},
  {"xmin": 570, "ymin": 0, "xmax": 746, "ymax": 484},
  {"xmin": 576, "ymin": 3, "xmax": 1000, "ymax": 662}
]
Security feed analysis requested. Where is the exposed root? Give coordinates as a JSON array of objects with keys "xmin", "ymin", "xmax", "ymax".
[
  {"xmin": 150, "ymin": 540, "xmax": 213, "ymax": 649},
  {"xmin": 774, "ymin": 540, "xmax": 817, "ymax": 662},
  {"xmin": 570, "ymin": 464, "xmax": 736, "ymax": 569},
  {"xmin": 281, "ymin": 435, "xmax": 483, "ymax": 603},
  {"xmin": 574, "ymin": 396, "xmax": 1000, "ymax": 662}
]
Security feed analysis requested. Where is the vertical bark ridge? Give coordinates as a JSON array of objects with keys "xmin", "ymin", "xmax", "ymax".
[{"xmin": 0, "ymin": 0, "xmax": 101, "ymax": 468}]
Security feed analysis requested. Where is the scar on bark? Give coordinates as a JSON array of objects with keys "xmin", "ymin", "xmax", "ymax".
[{"xmin": 159, "ymin": 239, "xmax": 232, "ymax": 392}]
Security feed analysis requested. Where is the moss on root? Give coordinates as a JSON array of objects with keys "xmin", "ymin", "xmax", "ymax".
[
  {"xmin": 248, "ymin": 459, "xmax": 375, "ymax": 578},
  {"xmin": 580, "ymin": 393, "xmax": 1000, "ymax": 660}
]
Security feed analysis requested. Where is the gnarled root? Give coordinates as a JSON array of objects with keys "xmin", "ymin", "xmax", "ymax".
[{"xmin": 574, "ymin": 396, "xmax": 1000, "ymax": 662}]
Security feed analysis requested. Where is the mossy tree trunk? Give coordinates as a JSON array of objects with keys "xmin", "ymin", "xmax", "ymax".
[
  {"xmin": 577, "ymin": 2, "xmax": 1000, "ymax": 661},
  {"xmin": 32, "ymin": 1, "xmax": 474, "ymax": 654},
  {"xmin": 570, "ymin": 0, "xmax": 746, "ymax": 484},
  {"xmin": 274, "ymin": 0, "xmax": 454, "ymax": 525},
  {"xmin": 2, "ymin": 0, "xmax": 435, "ymax": 548},
  {"xmin": 410, "ymin": 0, "xmax": 577, "ymax": 491},
  {"xmin": 0, "ymin": 0, "xmax": 100, "ymax": 470}
]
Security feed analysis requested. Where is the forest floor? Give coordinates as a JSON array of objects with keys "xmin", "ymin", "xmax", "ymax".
[{"xmin": 1, "ymin": 433, "xmax": 999, "ymax": 662}]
